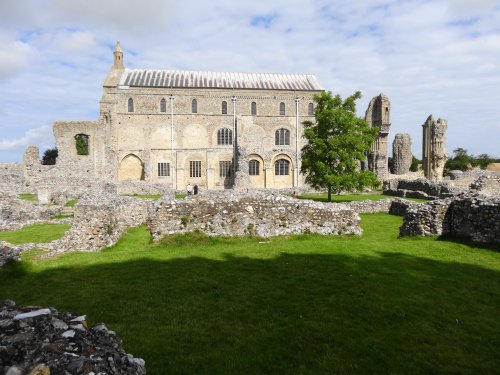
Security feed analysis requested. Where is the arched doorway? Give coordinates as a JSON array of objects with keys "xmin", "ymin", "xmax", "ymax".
[{"xmin": 118, "ymin": 154, "xmax": 144, "ymax": 181}]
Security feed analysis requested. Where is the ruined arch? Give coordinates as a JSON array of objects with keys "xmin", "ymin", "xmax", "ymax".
[{"xmin": 118, "ymin": 154, "xmax": 145, "ymax": 181}]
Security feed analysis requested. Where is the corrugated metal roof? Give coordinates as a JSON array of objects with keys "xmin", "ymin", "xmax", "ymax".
[{"xmin": 119, "ymin": 69, "xmax": 323, "ymax": 91}]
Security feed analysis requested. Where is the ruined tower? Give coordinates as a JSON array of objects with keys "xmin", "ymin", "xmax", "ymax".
[
  {"xmin": 422, "ymin": 115, "xmax": 448, "ymax": 181},
  {"xmin": 392, "ymin": 133, "xmax": 412, "ymax": 175},
  {"xmin": 364, "ymin": 94, "xmax": 391, "ymax": 180}
]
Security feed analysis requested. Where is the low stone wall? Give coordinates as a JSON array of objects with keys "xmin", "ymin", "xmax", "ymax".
[
  {"xmin": 0, "ymin": 300, "xmax": 146, "ymax": 374},
  {"xmin": 400, "ymin": 194, "xmax": 500, "ymax": 243},
  {"xmin": 46, "ymin": 191, "xmax": 152, "ymax": 255},
  {"xmin": 149, "ymin": 192, "xmax": 362, "ymax": 239},
  {"xmin": 383, "ymin": 178, "xmax": 460, "ymax": 199},
  {"xmin": 0, "ymin": 163, "xmax": 31, "ymax": 194},
  {"xmin": 0, "ymin": 241, "xmax": 21, "ymax": 267},
  {"xmin": 117, "ymin": 180, "xmax": 174, "ymax": 197},
  {"xmin": 0, "ymin": 192, "xmax": 62, "ymax": 231}
]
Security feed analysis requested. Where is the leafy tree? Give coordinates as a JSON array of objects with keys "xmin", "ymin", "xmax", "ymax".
[
  {"xmin": 445, "ymin": 148, "xmax": 474, "ymax": 172},
  {"xmin": 475, "ymin": 153, "xmax": 494, "ymax": 169},
  {"xmin": 410, "ymin": 155, "xmax": 420, "ymax": 172},
  {"xmin": 301, "ymin": 91, "xmax": 380, "ymax": 202},
  {"xmin": 41, "ymin": 148, "xmax": 58, "ymax": 165}
]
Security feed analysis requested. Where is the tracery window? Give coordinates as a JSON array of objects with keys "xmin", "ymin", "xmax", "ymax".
[
  {"xmin": 249, "ymin": 160, "xmax": 260, "ymax": 176},
  {"xmin": 160, "ymin": 98, "xmax": 167, "ymax": 113},
  {"xmin": 251, "ymin": 102, "xmax": 257, "ymax": 116},
  {"xmin": 128, "ymin": 98, "xmax": 134, "ymax": 112},
  {"xmin": 308, "ymin": 102, "xmax": 314, "ymax": 116},
  {"xmin": 222, "ymin": 101, "xmax": 227, "ymax": 115},
  {"xmin": 217, "ymin": 128, "xmax": 233, "ymax": 145},
  {"xmin": 274, "ymin": 159, "xmax": 290, "ymax": 176},
  {"xmin": 192, "ymin": 99, "xmax": 197, "ymax": 113},
  {"xmin": 279, "ymin": 102, "xmax": 285, "ymax": 116},
  {"xmin": 275, "ymin": 128, "xmax": 290, "ymax": 146},
  {"xmin": 219, "ymin": 161, "xmax": 232, "ymax": 177}
]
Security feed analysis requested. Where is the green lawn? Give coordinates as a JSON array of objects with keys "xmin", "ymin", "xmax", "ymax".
[
  {"xmin": 64, "ymin": 199, "xmax": 79, "ymax": 207},
  {"xmin": 1, "ymin": 214, "xmax": 499, "ymax": 374},
  {"xmin": 298, "ymin": 191, "xmax": 427, "ymax": 203},
  {"xmin": 0, "ymin": 223, "xmax": 71, "ymax": 244},
  {"xmin": 18, "ymin": 193, "xmax": 37, "ymax": 201}
]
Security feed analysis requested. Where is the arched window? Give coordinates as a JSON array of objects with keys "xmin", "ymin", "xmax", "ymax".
[
  {"xmin": 74, "ymin": 134, "xmax": 89, "ymax": 155},
  {"xmin": 279, "ymin": 102, "xmax": 285, "ymax": 116},
  {"xmin": 192, "ymin": 99, "xmax": 198, "ymax": 113},
  {"xmin": 222, "ymin": 101, "xmax": 227, "ymax": 115},
  {"xmin": 128, "ymin": 98, "xmax": 134, "ymax": 112},
  {"xmin": 160, "ymin": 98, "xmax": 167, "ymax": 113},
  {"xmin": 385, "ymin": 107, "xmax": 389, "ymax": 122},
  {"xmin": 275, "ymin": 128, "xmax": 290, "ymax": 145},
  {"xmin": 251, "ymin": 102, "xmax": 257, "ymax": 116},
  {"xmin": 274, "ymin": 159, "xmax": 290, "ymax": 175},
  {"xmin": 308, "ymin": 102, "xmax": 314, "ymax": 116},
  {"xmin": 217, "ymin": 128, "xmax": 233, "ymax": 145},
  {"xmin": 249, "ymin": 160, "xmax": 260, "ymax": 176}
]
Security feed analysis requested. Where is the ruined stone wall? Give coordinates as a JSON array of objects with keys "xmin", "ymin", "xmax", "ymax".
[
  {"xmin": 148, "ymin": 192, "xmax": 362, "ymax": 239},
  {"xmin": 422, "ymin": 115, "xmax": 447, "ymax": 181},
  {"xmin": 383, "ymin": 178, "xmax": 460, "ymax": 199},
  {"xmin": 364, "ymin": 93, "xmax": 391, "ymax": 180},
  {"xmin": 400, "ymin": 194, "xmax": 500, "ymax": 243},
  {"xmin": 0, "ymin": 241, "xmax": 20, "ymax": 267},
  {"xmin": 392, "ymin": 133, "xmax": 412, "ymax": 175},
  {"xmin": 0, "ymin": 163, "xmax": 31, "ymax": 194}
]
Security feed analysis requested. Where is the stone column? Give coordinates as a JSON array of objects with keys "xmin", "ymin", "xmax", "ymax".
[
  {"xmin": 392, "ymin": 133, "xmax": 412, "ymax": 175},
  {"xmin": 422, "ymin": 115, "xmax": 448, "ymax": 181}
]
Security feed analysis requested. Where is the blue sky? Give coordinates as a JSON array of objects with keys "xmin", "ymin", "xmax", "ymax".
[{"xmin": 0, "ymin": 0, "xmax": 499, "ymax": 162}]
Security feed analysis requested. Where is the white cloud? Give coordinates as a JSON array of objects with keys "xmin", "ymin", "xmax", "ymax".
[
  {"xmin": 0, "ymin": 125, "xmax": 53, "ymax": 151},
  {"xmin": 0, "ymin": 35, "xmax": 32, "ymax": 81}
]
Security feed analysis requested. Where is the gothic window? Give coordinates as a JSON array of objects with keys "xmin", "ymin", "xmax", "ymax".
[
  {"xmin": 222, "ymin": 101, "xmax": 227, "ymax": 114},
  {"xmin": 279, "ymin": 102, "xmax": 285, "ymax": 116},
  {"xmin": 192, "ymin": 99, "xmax": 198, "ymax": 113},
  {"xmin": 217, "ymin": 128, "xmax": 233, "ymax": 145},
  {"xmin": 275, "ymin": 128, "xmax": 290, "ymax": 146},
  {"xmin": 74, "ymin": 134, "xmax": 89, "ymax": 155},
  {"xmin": 128, "ymin": 98, "xmax": 134, "ymax": 112},
  {"xmin": 190, "ymin": 160, "xmax": 201, "ymax": 177},
  {"xmin": 160, "ymin": 98, "xmax": 167, "ymax": 113},
  {"xmin": 274, "ymin": 159, "xmax": 290, "ymax": 175},
  {"xmin": 219, "ymin": 161, "xmax": 232, "ymax": 177},
  {"xmin": 308, "ymin": 102, "xmax": 314, "ymax": 116},
  {"xmin": 249, "ymin": 160, "xmax": 260, "ymax": 176},
  {"xmin": 251, "ymin": 102, "xmax": 257, "ymax": 116},
  {"xmin": 157, "ymin": 162, "xmax": 170, "ymax": 177}
]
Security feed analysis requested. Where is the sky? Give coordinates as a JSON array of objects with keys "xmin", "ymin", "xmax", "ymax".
[{"xmin": 0, "ymin": 0, "xmax": 499, "ymax": 163}]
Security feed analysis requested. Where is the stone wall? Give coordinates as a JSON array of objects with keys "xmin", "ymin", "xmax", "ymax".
[
  {"xmin": 148, "ymin": 192, "xmax": 362, "ymax": 239},
  {"xmin": 0, "ymin": 241, "xmax": 20, "ymax": 267},
  {"xmin": 0, "ymin": 164, "xmax": 31, "ymax": 194},
  {"xmin": 383, "ymin": 178, "xmax": 460, "ymax": 199},
  {"xmin": 400, "ymin": 194, "xmax": 500, "ymax": 243}
]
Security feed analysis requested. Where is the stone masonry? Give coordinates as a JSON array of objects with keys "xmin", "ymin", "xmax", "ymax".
[
  {"xmin": 392, "ymin": 133, "xmax": 412, "ymax": 175},
  {"xmin": 422, "ymin": 115, "xmax": 448, "ymax": 181},
  {"xmin": 364, "ymin": 93, "xmax": 391, "ymax": 180}
]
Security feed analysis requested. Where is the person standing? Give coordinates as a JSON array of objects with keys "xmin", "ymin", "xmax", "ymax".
[{"xmin": 187, "ymin": 183, "xmax": 193, "ymax": 195}]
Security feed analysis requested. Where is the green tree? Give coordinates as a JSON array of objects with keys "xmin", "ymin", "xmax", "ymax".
[
  {"xmin": 410, "ymin": 155, "xmax": 420, "ymax": 172},
  {"xmin": 475, "ymin": 153, "xmax": 493, "ymax": 169},
  {"xmin": 301, "ymin": 91, "xmax": 380, "ymax": 202},
  {"xmin": 41, "ymin": 147, "xmax": 58, "ymax": 165},
  {"xmin": 445, "ymin": 148, "xmax": 475, "ymax": 173}
]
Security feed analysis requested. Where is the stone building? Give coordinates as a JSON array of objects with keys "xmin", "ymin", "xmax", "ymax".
[
  {"xmin": 364, "ymin": 93, "xmax": 391, "ymax": 180},
  {"xmin": 52, "ymin": 42, "xmax": 323, "ymax": 191},
  {"xmin": 422, "ymin": 115, "xmax": 448, "ymax": 181}
]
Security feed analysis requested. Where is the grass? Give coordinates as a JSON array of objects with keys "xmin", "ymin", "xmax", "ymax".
[
  {"xmin": 64, "ymin": 199, "xmax": 79, "ymax": 207},
  {"xmin": 51, "ymin": 214, "xmax": 74, "ymax": 219},
  {"xmin": 175, "ymin": 193, "xmax": 187, "ymax": 199},
  {"xmin": 1, "ymin": 215, "xmax": 499, "ymax": 374},
  {"xmin": 298, "ymin": 191, "xmax": 428, "ymax": 203},
  {"xmin": 18, "ymin": 193, "xmax": 37, "ymax": 201},
  {"xmin": 127, "ymin": 194, "xmax": 163, "ymax": 200},
  {"xmin": 0, "ymin": 223, "xmax": 71, "ymax": 244}
]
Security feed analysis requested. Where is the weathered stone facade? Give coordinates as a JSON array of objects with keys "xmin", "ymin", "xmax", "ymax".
[
  {"xmin": 364, "ymin": 93, "xmax": 391, "ymax": 180},
  {"xmin": 48, "ymin": 42, "xmax": 322, "ymax": 192},
  {"xmin": 422, "ymin": 115, "xmax": 448, "ymax": 181},
  {"xmin": 392, "ymin": 133, "xmax": 412, "ymax": 175}
]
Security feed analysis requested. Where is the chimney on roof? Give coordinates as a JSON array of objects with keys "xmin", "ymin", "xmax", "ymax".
[{"xmin": 113, "ymin": 41, "xmax": 124, "ymax": 70}]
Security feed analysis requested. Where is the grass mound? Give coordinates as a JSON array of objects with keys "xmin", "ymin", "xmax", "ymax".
[{"xmin": 1, "ymin": 214, "xmax": 499, "ymax": 374}]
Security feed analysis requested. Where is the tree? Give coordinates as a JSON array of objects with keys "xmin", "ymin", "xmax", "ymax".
[
  {"xmin": 301, "ymin": 91, "xmax": 380, "ymax": 202},
  {"xmin": 42, "ymin": 147, "xmax": 58, "ymax": 165},
  {"xmin": 475, "ymin": 153, "xmax": 494, "ymax": 169},
  {"xmin": 409, "ymin": 155, "xmax": 420, "ymax": 172}
]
